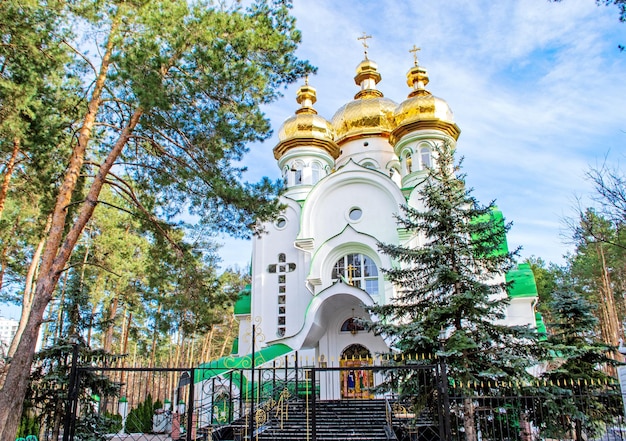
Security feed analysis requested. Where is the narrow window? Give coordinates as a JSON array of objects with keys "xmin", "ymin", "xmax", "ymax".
[{"xmin": 420, "ymin": 146, "xmax": 431, "ymax": 169}]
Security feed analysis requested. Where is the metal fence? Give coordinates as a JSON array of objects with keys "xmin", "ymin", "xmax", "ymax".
[{"xmin": 62, "ymin": 353, "xmax": 626, "ymax": 441}]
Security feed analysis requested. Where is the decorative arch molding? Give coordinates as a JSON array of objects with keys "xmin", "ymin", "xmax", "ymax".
[
  {"xmin": 306, "ymin": 225, "xmax": 390, "ymax": 293},
  {"xmin": 277, "ymin": 282, "xmax": 376, "ymax": 350},
  {"xmin": 393, "ymin": 129, "xmax": 456, "ymax": 160},
  {"xmin": 266, "ymin": 196, "xmax": 302, "ymax": 234},
  {"xmin": 298, "ymin": 160, "xmax": 406, "ymax": 240},
  {"xmin": 358, "ymin": 157, "xmax": 380, "ymax": 170}
]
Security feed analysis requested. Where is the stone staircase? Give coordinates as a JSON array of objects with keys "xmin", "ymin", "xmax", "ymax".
[{"xmin": 213, "ymin": 399, "xmax": 394, "ymax": 441}]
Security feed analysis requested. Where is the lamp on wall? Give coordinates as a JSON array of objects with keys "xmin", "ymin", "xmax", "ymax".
[{"xmin": 349, "ymin": 308, "xmax": 358, "ymax": 335}]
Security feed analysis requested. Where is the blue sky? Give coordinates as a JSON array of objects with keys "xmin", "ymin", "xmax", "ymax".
[
  {"xmin": 2, "ymin": 0, "xmax": 625, "ymax": 320},
  {"xmin": 217, "ymin": 0, "xmax": 626, "ymax": 272}
]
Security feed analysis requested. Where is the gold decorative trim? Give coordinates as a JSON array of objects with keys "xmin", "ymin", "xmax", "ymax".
[
  {"xmin": 390, "ymin": 119, "xmax": 461, "ymax": 145},
  {"xmin": 336, "ymin": 129, "xmax": 391, "ymax": 146},
  {"xmin": 273, "ymin": 137, "xmax": 340, "ymax": 160},
  {"xmin": 354, "ymin": 89, "xmax": 383, "ymax": 99}
]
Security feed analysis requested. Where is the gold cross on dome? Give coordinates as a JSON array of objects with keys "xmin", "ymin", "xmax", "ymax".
[
  {"xmin": 409, "ymin": 45, "xmax": 421, "ymax": 66},
  {"xmin": 357, "ymin": 32, "xmax": 372, "ymax": 58},
  {"xmin": 304, "ymin": 74, "xmax": 309, "ymax": 85}
]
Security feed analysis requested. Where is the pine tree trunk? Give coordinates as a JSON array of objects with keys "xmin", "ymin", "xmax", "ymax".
[
  {"xmin": 55, "ymin": 270, "xmax": 70, "ymax": 343},
  {"xmin": 0, "ymin": 137, "xmax": 21, "ymax": 221},
  {"xmin": 219, "ymin": 315, "xmax": 235, "ymax": 358},
  {"xmin": 519, "ymin": 412, "xmax": 531, "ymax": 441},
  {"xmin": 463, "ymin": 396, "xmax": 477, "ymax": 441},
  {"xmin": 205, "ymin": 328, "xmax": 215, "ymax": 361},
  {"xmin": 0, "ymin": 70, "xmax": 143, "ymax": 441},
  {"xmin": 9, "ymin": 216, "xmax": 52, "ymax": 357},
  {"xmin": 0, "ymin": 213, "xmax": 22, "ymax": 293},
  {"xmin": 201, "ymin": 330, "xmax": 211, "ymax": 362},
  {"xmin": 149, "ymin": 304, "xmax": 162, "ymax": 367},
  {"xmin": 595, "ymin": 243, "xmax": 622, "ymax": 368},
  {"xmin": 103, "ymin": 297, "xmax": 119, "ymax": 353}
]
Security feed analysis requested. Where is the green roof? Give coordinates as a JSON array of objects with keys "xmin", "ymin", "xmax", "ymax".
[
  {"xmin": 535, "ymin": 311, "xmax": 547, "ymax": 338},
  {"xmin": 471, "ymin": 207, "xmax": 509, "ymax": 257},
  {"xmin": 506, "ymin": 263, "xmax": 539, "ymax": 298},
  {"xmin": 195, "ymin": 343, "xmax": 292, "ymax": 383},
  {"xmin": 230, "ymin": 337, "xmax": 239, "ymax": 355},
  {"xmin": 233, "ymin": 284, "xmax": 251, "ymax": 315}
]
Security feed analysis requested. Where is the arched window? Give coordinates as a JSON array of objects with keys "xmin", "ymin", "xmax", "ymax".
[
  {"xmin": 420, "ymin": 146, "xmax": 432, "ymax": 169},
  {"xmin": 311, "ymin": 161, "xmax": 321, "ymax": 184},
  {"xmin": 331, "ymin": 253, "xmax": 379, "ymax": 295},
  {"xmin": 341, "ymin": 318, "xmax": 365, "ymax": 334},
  {"xmin": 404, "ymin": 152, "xmax": 413, "ymax": 174},
  {"xmin": 291, "ymin": 160, "xmax": 304, "ymax": 185}
]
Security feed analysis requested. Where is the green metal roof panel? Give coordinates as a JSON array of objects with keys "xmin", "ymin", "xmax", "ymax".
[
  {"xmin": 233, "ymin": 284, "xmax": 251, "ymax": 315},
  {"xmin": 506, "ymin": 263, "xmax": 539, "ymax": 298},
  {"xmin": 195, "ymin": 343, "xmax": 293, "ymax": 383},
  {"xmin": 471, "ymin": 207, "xmax": 509, "ymax": 257},
  {"xmin": 535, "ymin": 311, "xmax": 547, "ymax": 338},
  {"xmin": 230, "ymin": 337, "xmax": 239, "ymax": 355}
]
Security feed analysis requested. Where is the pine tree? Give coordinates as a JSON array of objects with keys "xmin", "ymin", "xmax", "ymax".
[
  {"xmin": 370, "ymin": 141, "xmax": 537, "ymax": 441},
  {"xmin": 538, "ymin": 284, "xmax": 621, "ymax": 440},
  {"xmin": 0, "ymin": 1, "xmax": 312, "ymax": 438}
]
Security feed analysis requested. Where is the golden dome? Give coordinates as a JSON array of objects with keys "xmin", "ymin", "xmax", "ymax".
[
  {"xmin": 331, "ymin": 58, "xmax": 397, "ymax": 143},
  {"xmin": 391, "ymin": 63, "xmax": 460, "ymax": 144},
  {"xmin": 274, "ymin": 81, "xmax": 339, "ymax": 160}
]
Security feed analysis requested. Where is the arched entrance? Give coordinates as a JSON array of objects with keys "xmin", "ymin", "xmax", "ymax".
[{"xmin": 340, "ymin": 344, "xmax": 374, "ymax": 399}]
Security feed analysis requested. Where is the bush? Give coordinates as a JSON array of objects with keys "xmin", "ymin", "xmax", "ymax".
[{"xmin": 125, "ymin": 395, "xmax": 156, "ymax": 434}]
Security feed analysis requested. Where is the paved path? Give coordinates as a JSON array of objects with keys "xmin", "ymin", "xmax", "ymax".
[{"xmin": 106, "ymin": 434, "xmax": 171, "ymax": 441}]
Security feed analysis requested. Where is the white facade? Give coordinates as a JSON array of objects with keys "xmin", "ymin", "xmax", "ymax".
[
  {"xmin": 0, "ymin": 316, "xmax": 18, "ymax": 356},
  {"xmin": 233, "ymin": 55, "xmax": 537, "ymax": 399}
]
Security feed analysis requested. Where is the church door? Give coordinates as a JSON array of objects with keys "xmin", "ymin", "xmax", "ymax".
[{"xmin": 340, "ymin": 344, "xmax": 374, "ymax": 399}]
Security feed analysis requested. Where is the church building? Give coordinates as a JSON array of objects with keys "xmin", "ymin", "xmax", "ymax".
[{"xmin": 229, "ymin": 45, "xmax": 540, "ymax": 400}]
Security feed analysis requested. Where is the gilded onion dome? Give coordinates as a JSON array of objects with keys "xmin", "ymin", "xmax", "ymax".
[
  {"xmin": 390, "ymin": 59, "xmax": 460, "ymax": 145},
  {"xmin": 274, "ymin": 80, "xmax": 339, "ymax": 160},
  {"xmin": 331, "ymin": 58, "xmax": 397, "ymax": 144}
]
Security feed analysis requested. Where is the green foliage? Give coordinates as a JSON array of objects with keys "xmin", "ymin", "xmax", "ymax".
[
  {"xmin": 74, "ymin": 409, "xmax": 122, "ymax": 441},
  {"xmin": 369, "ymin": 141, "xmax": 538, "ymax": 387},
  {"xmin": 16, "ymin": 412, "xmax": 39, "ymax": 438},
  {"xmin": 542, "ymin": 284, "xmax": 618, "ymax": 381},
  {"xmin": 536, "ymin": 284, "xmax": 622, "ymax": 438},
  {"xmin": 2, "ymin": 1, "xmax": 311, "ymax": 438},
  {"xmin": 125, "ymin": 394, "xmax": 157, "ymax": 434},
  {"xmin": 525, "ymin": 256, "xmax": 564, "ymax": 326},
  {"xmin": 72, "ymin": 0, "xmax": 314, "ymax": 236},
  {"xmin": 26, "ymin": 339, "xmax": 121, "ymax": 438}
]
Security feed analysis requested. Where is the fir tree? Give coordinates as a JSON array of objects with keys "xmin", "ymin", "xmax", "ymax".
[
  {"xmin": 369, "ymin": 141, "xmax": 537, "ymax": 441},
  {"xmin": 538, "ymin": 284, "xmax": 621, "ymax": 440}
]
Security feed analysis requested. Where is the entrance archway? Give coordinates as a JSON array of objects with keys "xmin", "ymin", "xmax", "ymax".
[{"xmin": 340, "ymin": 344, "xmax": 374, "ymax": 399}]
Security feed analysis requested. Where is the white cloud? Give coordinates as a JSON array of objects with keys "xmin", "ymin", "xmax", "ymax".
[{"xmin": 222, "ymin": 0, "xmax": 626, "ymax": 269}]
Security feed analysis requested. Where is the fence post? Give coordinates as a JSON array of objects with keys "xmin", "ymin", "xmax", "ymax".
[
  {"xmin": 249, "ymin": 324, "xmax": 256, "ymax": 440},
  {"xmin": 238, "ymin": 369, "xmax": 244, "ymax": 419},
  {"xmin": 187, "ymin": 368, "xmax": 195, "ymax": 441},
  {"xmin": 229, "ymin": 370, "xmax": 234, "ymax": 423},
  {"xmin": 294, "ymin": 351, "xmax": 299, "ymax": 398},
  {"xmin": 311, "ymin": 367, "xmax": 317, "ymax": 441},
  {"xmin": 272, "ymin": 360, "xmax": 276, "ymax": 397},
  {"xmin": 210, "ymin": 377, "xmax": 215, "ymax": 426},
  {"xmin": 62, "ymin": 343, "xmax": 80, "ymax": 441}
]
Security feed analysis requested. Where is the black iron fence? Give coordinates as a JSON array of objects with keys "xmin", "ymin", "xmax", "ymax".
[{"xmin": 62, "ymin": 352, "xmax": 626, "ymax": 441}]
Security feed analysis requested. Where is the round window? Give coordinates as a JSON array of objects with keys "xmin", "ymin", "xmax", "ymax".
[
  {"xmin": 348, "ymin": 208, "xmax": 362, "ymax": 221},
  {"xmin": 275, "ymin": 218, "xmax": 287, "ymax": 229}
]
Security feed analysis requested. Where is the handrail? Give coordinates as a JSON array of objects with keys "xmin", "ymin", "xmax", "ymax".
[{"xmin": 385, "ymin": 395, "xmax": 393, "ymax": 427}]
